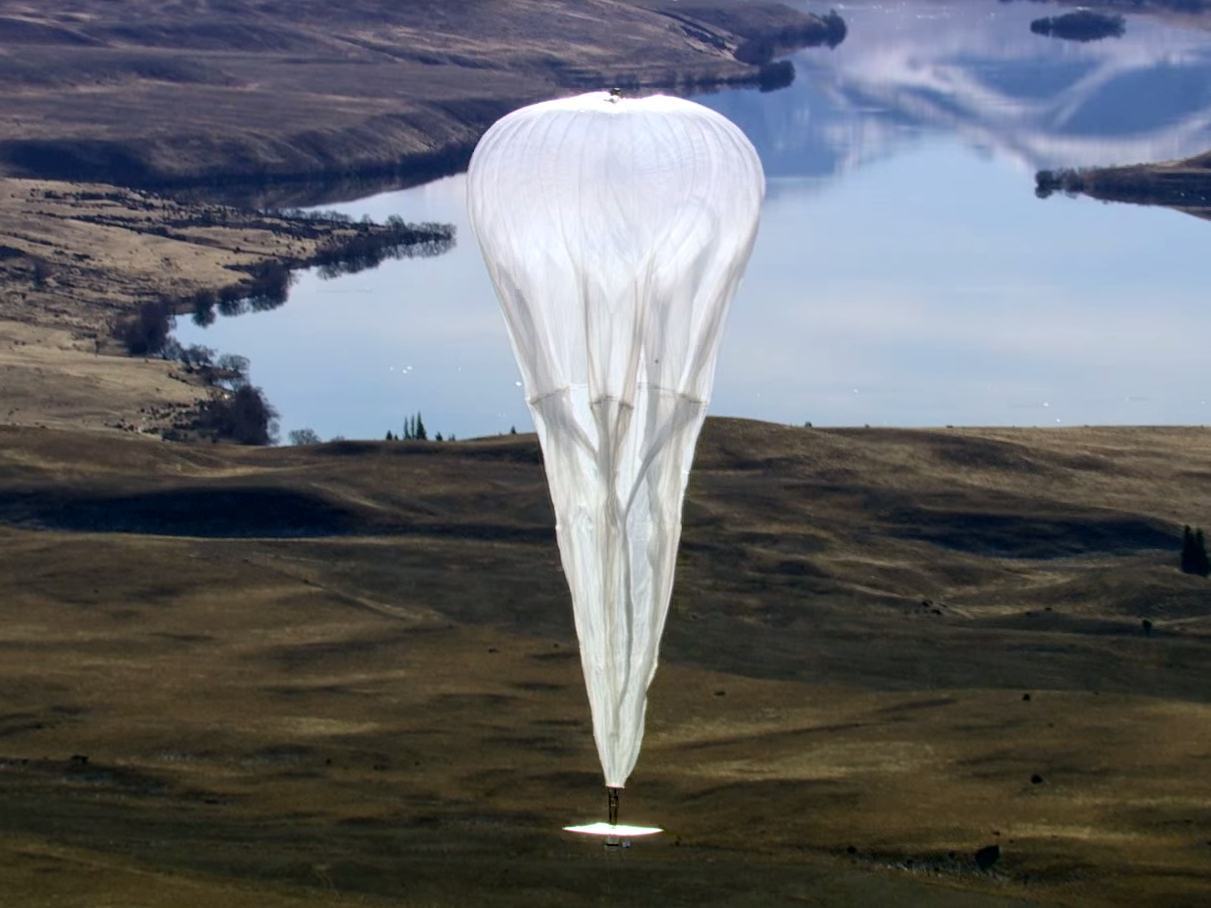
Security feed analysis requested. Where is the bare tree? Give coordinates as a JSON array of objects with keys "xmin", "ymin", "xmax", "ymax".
[{"xmin": 289, "ymin": 428, "xmax": 322, "ymax": 446}]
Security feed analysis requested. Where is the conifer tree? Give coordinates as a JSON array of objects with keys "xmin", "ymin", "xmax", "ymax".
[
  {"xmin": 1195, "ymin": 528, "xmax": 1210, "ymax": 577},
  {"xmin": 1180, "ymin": 525, "xmax": 1210, "ymax": 577},
  {"xmin": 415, "ymin": 412, "xmax": 427, "ymax": 441}
]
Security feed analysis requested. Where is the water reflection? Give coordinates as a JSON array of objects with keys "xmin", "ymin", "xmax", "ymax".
[
  {"xmin": 1028, "ymin": 10, "xmax": 1126, "ymax": 43},
  {"xmin": 191, "ymin": 215, "xmax": 455, "ymax": 324},
  {"xmin": 177, "ymin": 0, "xmax": 1211, "ymax": 441},
  {"xmin": 706, "ymin": 0, "xmax": 1211, "ymax": 180},
  {"xmin": 312, "ymin": 217, "xmax": 455, "ymax": 279}
]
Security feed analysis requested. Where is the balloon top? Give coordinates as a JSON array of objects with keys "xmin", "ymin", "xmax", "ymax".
[{"xmin": 513, "ymin": 90, "xmax": 715, "ymax": 117}]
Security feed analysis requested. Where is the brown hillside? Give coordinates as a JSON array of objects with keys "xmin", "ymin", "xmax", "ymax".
[
  {"xmin": 0, "ymin": 0, "xmax": 838, "ymax": 188},
  {"xmin": 1, "ymin": 420, "xmax": 1208, "ymax": 907}
]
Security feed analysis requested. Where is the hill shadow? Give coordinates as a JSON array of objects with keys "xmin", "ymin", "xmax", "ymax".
[
  {"xmin": 884, "ymin": 507, "xmax": 1177, "ymax": 559},
  {"xmin": 0, "ymin": 486, "xmax": 552, "ymax": 542}
]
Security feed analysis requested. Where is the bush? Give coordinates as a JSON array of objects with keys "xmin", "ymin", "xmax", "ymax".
[
  {"xmin": 289, "ymin": 428, "xmax": 322, "ymax": 446},
  {"xmin": 314, "ymin": 220, "xmax": 455, "ymax": 279},
  {"xmin": 246, "ymin": 261, "xmax": 292, "ymax": 311},
  {"xmin": 217, "ymin": 284, "xmax": 246, "ymax": 317},
  {"xmin": 115, "ymin": 299, "xmax": 175, "ymax": 356},
  {"xmin": 192, "ymin": 288, "xmax": 217, "ymax": 327},
  {"xmin": 1180, "ymin": 525, "xmax": 1210, "ymax": 577},
  {"xmin": 821, "ymin": 10, "xmax": 847, "ymax": 49},
  {"xmin": 199, "ymin": 385, "xmax": 279, "ymax": 445},
  {"xmin": 179, "ymin": 344, "xmax": 216, "ymax": 368},
  {"xmin": 757, "ymin": 61, "xmax": 795, "ymax": 93},
  {"xmin": 30, "ymin": 257, "xmax": 53, "ymax": 289},
  {"xmin": 214, "ymin": 353, "xmax": 250, "ymax": 390},
  {"xmin": 1035, "ymin": 168, "xmax": 1088, "ymax": 199},
  {"xmin": 1030, "ymin": 11, "xmax": 1125, "ymax": 42}
]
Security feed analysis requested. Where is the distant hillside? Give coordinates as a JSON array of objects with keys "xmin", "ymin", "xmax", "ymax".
[
  {"xmin": 0, "ymin": 0, "xmax": 841, "ymax": 189},
  {"xmin": 2, "ymin": 418, "xmax": 1208, "ymax": 694}
]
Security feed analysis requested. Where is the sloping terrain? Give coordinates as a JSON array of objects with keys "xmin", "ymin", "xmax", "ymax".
[
  {"xmin": 0, "ymin": 0, "xmax": 839, "ymax": 188},
  {"xmin": 0, "ymin": 420, "xmax": 1208, "ymax": 907}
]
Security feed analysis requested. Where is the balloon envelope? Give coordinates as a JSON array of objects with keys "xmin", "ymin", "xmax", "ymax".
[{"xmin": 467, "ymin": 91, "xmax": 764, "ymax": 788}]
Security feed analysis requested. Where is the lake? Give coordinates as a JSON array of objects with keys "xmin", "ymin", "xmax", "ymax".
[{"xmin": 176, "ymin": 0, "xmax": 1211, "ymax": 443}]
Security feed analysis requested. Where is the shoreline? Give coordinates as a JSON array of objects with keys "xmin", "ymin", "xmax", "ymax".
[
  {"xmin": 0, "ymin": 179, "xmax": 456, "ymax": 438},
  {"xmin": 1036, "ymin": 151, "xmax": 1211, "ymax": 220},
  {"xmin": 0, "ymin": 0, "xmax": 847, "ymax": 440}
]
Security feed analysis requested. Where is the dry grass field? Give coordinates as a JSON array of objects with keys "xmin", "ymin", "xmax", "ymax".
[
  {"xmin": 0, "ymin": 0, "xmax": 837, "ymax": 188},
  {"xmin": 0, "ymin": 419, "xmax": 1208, "ymax": 907},
  {"xmin": 0, "ymin": 4, "xmax": 1209, "ymax": 906}
]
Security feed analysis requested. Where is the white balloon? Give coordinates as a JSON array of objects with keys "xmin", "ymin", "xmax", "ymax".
[{"xmin": 468, "ymin": 91, "xmax": 764, "ymax": 788}]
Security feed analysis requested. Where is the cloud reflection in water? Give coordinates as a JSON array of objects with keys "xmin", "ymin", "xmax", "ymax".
[{"xmin": 176, "ymin": 0, "xmax": 1211, "ymax": 440}]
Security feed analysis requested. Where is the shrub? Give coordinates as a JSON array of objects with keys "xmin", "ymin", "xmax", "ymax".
[
  {"xmin": 289, "ymin": 428, "xmax": 322, "ymax": 446},
  {"xmin": 192, "ymin": 288, "xmax": 217, "ymax": 327},
  {"xmin": 217, "ymin": 284, "xmax": 246, "ymax": 317},
  {"xmin": 1180, "ymin": 525, "xmax": 1210, "ymax": 577},
  {"xmin": 115, "ymin": 299, "xmax": 175, "ymax": 356},
  {"xmin": 1030, "ymin": 11, "xmax": 1125, "ymax": 42},
  {"xmin": 179, "ymin": 344, "xmax": 215, "ymax": 368},
  {"xmin": 246, "ymin": 261, "xmax": 292, "ymax": 311},
  {"xmin": 30, "ymin": 257, "xmax": 53, "ymax": 289},
  {"xmin": 214, "ymin": 354, "xmax": 250, "ymax": 390},
  {"xmin": 199, "ymin": 385, "xmax": 279, "ymax": 446}
]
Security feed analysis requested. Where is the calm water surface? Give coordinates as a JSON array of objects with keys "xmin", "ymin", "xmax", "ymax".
[{"xmin": 178, "ymin": 0, "xmax": 1211, "ymax": 441}]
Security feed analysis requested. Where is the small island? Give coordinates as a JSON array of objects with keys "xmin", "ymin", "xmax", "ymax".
[{"xmin": 1030, "ymin": 9, "xmax": 1126, "ymax": 42}]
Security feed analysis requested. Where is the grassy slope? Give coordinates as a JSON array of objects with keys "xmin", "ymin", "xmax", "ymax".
[
  {"xmin": 0, "ymin": 0, "xmax": 833, "ymax": 187},
  {"xmin": 1, "ymin": 419, "xmax": 1209, "ymax": 907}
]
